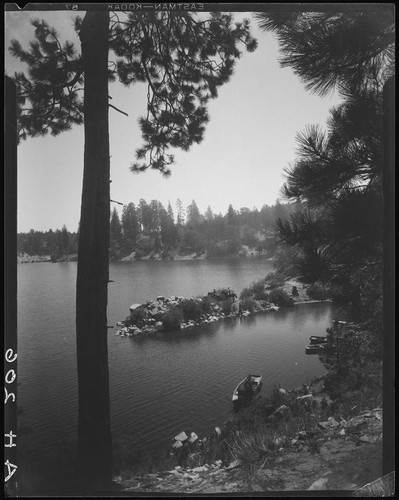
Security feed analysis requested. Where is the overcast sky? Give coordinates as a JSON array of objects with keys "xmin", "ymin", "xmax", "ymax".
[{"xmin": 5, "ymin": 7, "xmax": 341, "ymax": 233}]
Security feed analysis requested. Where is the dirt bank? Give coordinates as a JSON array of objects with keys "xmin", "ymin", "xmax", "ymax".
[{"xmin": 115, "ymin": 407, "xmax": 382, "ymax": 493}]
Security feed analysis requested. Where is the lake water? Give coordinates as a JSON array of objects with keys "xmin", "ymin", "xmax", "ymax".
[{"xmin": 17, "ymin": 258, "xmax": 343, "ymax": 456}]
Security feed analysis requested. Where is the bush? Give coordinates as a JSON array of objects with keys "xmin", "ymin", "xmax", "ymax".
[
  {"xmin": 251, "ymin": 281, "xmax": 269, "ymax": 301},
  {"xmin": 133, "ymin": 248, "xmax": 144, "ymax": 260},
  {"xmin": 264, "ymin": 272, "xmax": 285, "ymax": 289},
  {"xmin": 307, "ymin": 283, "xmax": 328, "ymax": 300},
  {"xmin": 241, "ymin": 298, "xmax": 257, "ymax": 313},
  {"xmin": 240, "ymin": 279, "xmax": 269, "ymax": 301},
  {"xmin": 254, "ymin": 290, "xmax": 269, "ymax": 301},
  {"xmin": 240, "ymin": 287, "xmax": 253, "ymax": 300},
  {"xmin": 129, "ymin": 307, "xmax": 147, "ymax": 327},
  {"xmin": 161, "ymin": 309, "xmax": 182, "ymax": 331},
  {"xmin": 136, "ymin": 236, "xmax": 154, "ymax": 254},
  {"xmin": 180, "ymin": 299, "xmax": 202, "ymax": 322},
  {"xmin": 200, "ymin": 296, "xmax": 213, "ymax": 315},
  {"xmin": 269, "ymin": 288, "xmax": 292, "ymax": 307},
  {"xmin": 220, "ymin": 299, "xmax": 232, "ymax": 315}
]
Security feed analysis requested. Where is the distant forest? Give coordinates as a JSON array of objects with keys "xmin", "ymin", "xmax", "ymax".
[{"xmin": 17, "ymin": 199, "xmax": 296, "ymax": 261}]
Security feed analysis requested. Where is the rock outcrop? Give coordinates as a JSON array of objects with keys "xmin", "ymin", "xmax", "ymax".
[{"xmin": 115, "ymin": 289, "xmax": 281, "ymax": 337}]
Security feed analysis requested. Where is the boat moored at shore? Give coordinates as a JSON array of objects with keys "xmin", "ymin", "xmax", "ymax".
[
  {"xmin": 309, "ymin": 335, "xmax": 328, "ymax": 344},
  {"xmin": 232, "ymin": 374, "xmax": 262, "ymax": 402},
  {"xmin": 305, "ymin": 344, "xmax": 325, "ymax": 355}
]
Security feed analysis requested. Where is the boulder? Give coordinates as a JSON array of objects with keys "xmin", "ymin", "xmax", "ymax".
[
  {"xmin": 192, "ymin": 465, "xmax": 208, "ymax": 473},
  {"xmin": 174, "ymin": 431, "xmax": 188, "ymax": 442},
  {"xmin": 346, "ymin": 416, "xmax": 369, "ymax": 433},
  {"xmin": 155, "ymin": 321, "xmax": 164, "ymax": 330},
  {"xmin": 318, "ymin": 417, "xmax": 340, "ymax": 431},
  {"xmin": 226, "ymin": 459, "xmax": 241, "ymax": 470},
  {"xmin": 297, "ymin": 394, "xmax": 313, "ymax": 403},
  {"xmin": 189, "ymin": 432, "xmax": 199, "ymax": 444},
  {"xmin": 308, "ymin": 477, "xmax": 329, "ymax": 490},
  {"xmin": 268, "ymin": 405, "xmax": 291, "ymax": 422},
  {"xmin": 129, "ymin": 304, "xmax": 142, "ymax": 311},
  {"xmin": 359, "ymin": 433, "xmax": 381, "ymax": 444}
]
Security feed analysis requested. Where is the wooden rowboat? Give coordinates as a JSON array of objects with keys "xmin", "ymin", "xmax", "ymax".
[
  {"xmin": 232, "ymin": 374, "xmax": 262, "ymax": 402},
  {"xmin": 309, "ymin": 335, "xmax": 328, "ymax": 344},
  {"xmin": 305, "ymin": 344, "xmax": 325, "ymax": 354}
]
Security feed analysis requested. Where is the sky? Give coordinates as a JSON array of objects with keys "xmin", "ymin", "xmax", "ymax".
[{"xmin": 5, "ymin": 6, "xmax": 341, "ymax": 233}]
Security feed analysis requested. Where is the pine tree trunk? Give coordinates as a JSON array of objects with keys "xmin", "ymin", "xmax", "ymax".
[
  {"xmin": 5, "ymin": 76, "xmax": 18, "ymax": 496},
  {"xmin": 76, "ymin": 11, "xmax": 112, "ymax": 482}
]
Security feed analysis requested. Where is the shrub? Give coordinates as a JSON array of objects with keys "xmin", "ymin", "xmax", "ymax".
[
  {"xmin": 136, "ymin": 236, "xmax": 154, "ymax": 254},
  {"xmin": 264, "ymin": 272, "xmax": 285, "ymax": 289},
  {"xmin": 220, "ymin": 299, "xmax": 232, "ymax": 315},
  {"xmin": 129, "ymin": 307, "xmax": 147, "ymax": 327},
  {"xmin": 269, "ymin": 288, "xmax": 292, "ymax": 307},
  {"xmin": 200, "ymin": 296, "xmax": 213, "ymax": 315},
  {"xmin": 241, "ymin": 298, "xmax": 257, "ymax": 313},
  {"xmin": 240, "ymin": 287, "xmax": 253, "ymax": 300},
  {"xmin": 251, "ymin": 281, "xmax": 269, "ymax": 301},
  {"xmin": 161, "ymin": 309, "xmax": 182, "ymax": 331},
  {"xmin": 254, "ymin": 290, "xmax": 269, "ymax": 301},
  {"xmin": 133, "ymin": 248, "xmax": 144, "ymax": 260},
  {"xmin": 179, "ymin": 299, "xmax": 202, "ymax": 322},
  {"xmin": 307, "ymin": 283, "xmax": 328, "ymax": 300},
  {"xmin": 240, "ymin": 279, "xmax": 269, "ymax": 301}
]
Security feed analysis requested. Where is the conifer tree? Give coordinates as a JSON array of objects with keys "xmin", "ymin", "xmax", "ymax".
[
  {"xmin": 257, "ymin": 7, "xmax": 393, "ymax": 318},
  {"xmin": 9, "ymin": 9, "xmax": 257, "ymax": 483},
  {"xmin": 167, "ymin": 201, "xmax": 175, "ymax": 223},
  {"xmin": 110, "ymin": 207, "xmax": 123, "ymax": 246},
  {"xmin": 121, "ymin": 202, "xmax": 139, "ymax": 250},
  {"xmin": 186, "ymin": 199, "xmax": 202, "ymax": 226},
  {"xmin": 176, "ymin": 198, "xmax": 185, "ymax": 226}
]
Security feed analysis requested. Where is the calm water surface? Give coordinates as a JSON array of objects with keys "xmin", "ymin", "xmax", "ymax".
[{"xmin": 17, "ymin": 259, "xmax": 343, "ymax": 455}]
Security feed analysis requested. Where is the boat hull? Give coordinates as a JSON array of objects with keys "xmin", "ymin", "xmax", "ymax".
[
  {"xmin": 305, "ymin": 344, "xmax": 325, "ymax": 354},
  {"xmin": 309, "ymin": 336, "xmax": 328, "ymax": 344},
  {"xmin": 232, "ymin": 375, "xmax": 262, "ymax": 402}
]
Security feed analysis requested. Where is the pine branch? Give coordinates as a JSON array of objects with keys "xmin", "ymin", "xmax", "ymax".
[{"xmin": 108, "ymin": 103, "xmax": 128, "ymax": 116}]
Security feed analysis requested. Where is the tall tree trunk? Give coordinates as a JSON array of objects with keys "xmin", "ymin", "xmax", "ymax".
[
  {"xmin": 5, "ymin": 76, "xmax": 18, "ymax": 496},
  {"xmin": 382, "ymin": 75, "xmax": 395, "ymax": 477},
  {"xmin": 76, "ymin": 11, "xmax": 112, "ymax": 482}
]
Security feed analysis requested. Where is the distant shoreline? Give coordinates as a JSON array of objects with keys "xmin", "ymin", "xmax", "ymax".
[{"xmin": 17, "ymin": 252, "xmax": 274, "ymax": 264}]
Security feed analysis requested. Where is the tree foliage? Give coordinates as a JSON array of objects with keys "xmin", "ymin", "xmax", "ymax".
[
  {"xmin": 257, "ymin": 8, "xmax": 393, "ymax": 320},
  {"xmin": 19, "ymin": 199, "xmax": 296, "ymax": 261},
  {"xmin": 9, "ymin": 11, "xmax": 256, "ymax": 174},
  {"xmin": 9, "ymin": 18, "xmax": 84, "ymax": 141},
  {"xmin": 255, "ymin": 9, "xmax": 394, "ymax": 97}
]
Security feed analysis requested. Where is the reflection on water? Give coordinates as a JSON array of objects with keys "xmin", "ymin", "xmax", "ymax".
[{"xmin": 17, "ymin": 260, "xmax": 345, "ymax": 456}]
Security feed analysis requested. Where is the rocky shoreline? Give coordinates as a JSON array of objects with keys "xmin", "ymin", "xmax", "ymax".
[
  {"xmin": 115, "ymin": 292, "xmax": 281, "ymax": 337},
  {"xmin": 17, "ymin": 252, "xmax": 78, "ymax": 263},
  {"xmin": 114, "ymin": 279, "xmax": 331, "ymax": 337},
  {"xmin": 115, "ymin": 375, "xmax": 383, "ymax": 494},
  {"xmin": 18, "ymin": 250, "xmax": 271, "ymax": 264}
]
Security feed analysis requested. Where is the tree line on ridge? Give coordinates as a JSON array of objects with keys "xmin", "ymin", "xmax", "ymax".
[{"xmin": 17, "ymin": 199, "xmax": 296, "ymax": 261}]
